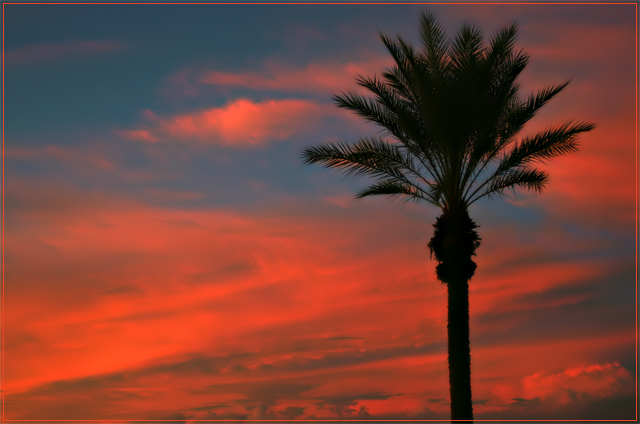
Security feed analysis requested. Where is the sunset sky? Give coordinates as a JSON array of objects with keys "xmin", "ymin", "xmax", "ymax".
[{"xmin": 3, "ymin": 2, "xmax": 637, "ymax": 421}]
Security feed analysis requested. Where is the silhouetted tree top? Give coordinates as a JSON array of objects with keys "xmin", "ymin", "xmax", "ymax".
[{"xmin": 302, "ymin": 11, "xmax": 595, "ymax": 212}]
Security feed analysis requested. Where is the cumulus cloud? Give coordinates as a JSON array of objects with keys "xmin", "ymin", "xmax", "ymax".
[
  {"xmin": 312, "ymin": 392, "xmax": 396, "ymax": 419},
  {"xmin": 475, "ymin": 361, "xmax": 635, "ymax": 420},
  {"xmin": 278, "ymin": 405, "xmax": 306, "ymax": 419},
  {"xmin": 521, "ymin": 362, "xmax": 634, "ymax": 402}
]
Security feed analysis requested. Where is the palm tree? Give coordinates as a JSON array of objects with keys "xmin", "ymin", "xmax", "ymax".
[{"xmin": 301, "ymin": 11, "xmax": 594, "ymax": 421}]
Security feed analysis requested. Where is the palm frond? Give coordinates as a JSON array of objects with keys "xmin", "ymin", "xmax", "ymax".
[
  {"xmin": 419, "ymin": 10, "xmax": 449, "ymax": 76},
  {"xmin": 379, "ymin": 34, "xmax": 418, "ymax": 101},
  {"xmin": 464, "ymin": 120, "xmax": 593, "ymax": 204},
  {"xmin": 472, "ymin": 167, "xmax": 548, "ymax": 202},
  {"xmin": 300, "ymin": 138, "xmax": 399, "ymax": 178},
  {"xmin": 462, "ymin": 81, "xmax": 575, "ymax": 200},
  {"xmin": 300, "ymin": 137, "xmax": 442, "ymax": 206},
  {"xmin": 495, "ymin": 121, "xmax": 594, "ymax": 173},
  {"xmin": 486, "ymin": 23, "xmax": 518, "ymax": 66},
  {"xmin": 333, "ymin": 91, "xmax": 406, "ymax": 140},
  {"xmin": 449, "ymin": 24, "xmax": 484, "ymax": 78},
  {"xmin": 496, "ymin": 82, "xmax": 570, "ymax": 150},
  {"xmin": 353, "ymin": 74, "xmax": 448, "ymax": 185},
  {"xmin": 355, "ymin": 178, "xmax": 423, "ymax": 202},
  {"xmin": 354, "ymin": 75, "xmax": 422, "ymax": 143}
]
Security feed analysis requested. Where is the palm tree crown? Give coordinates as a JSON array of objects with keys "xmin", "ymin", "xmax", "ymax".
[{"xmin": 301, "ymin": 11, "xmax": 594, "ymax": 212}]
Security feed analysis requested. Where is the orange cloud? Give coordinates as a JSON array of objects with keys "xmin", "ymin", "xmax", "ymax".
[
  {"xmin": 121, "ymin": 98, "xmax": 348, "ymax": 146},
  {"xmin": 5, "ymin": 40, "xmax": 125, "ymax": 65}
]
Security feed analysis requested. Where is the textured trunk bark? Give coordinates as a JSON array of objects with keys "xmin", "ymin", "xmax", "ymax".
[{"xmin": 428, "ymin": 207, "xmax": 480, "ymax": 423}]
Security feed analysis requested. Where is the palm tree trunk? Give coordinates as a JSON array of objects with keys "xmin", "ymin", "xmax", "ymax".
[
  {"xmin": 447, "ymin": 276, "xmax": 473, "ymax": 421},
  {"xmin": 428, "ymin": 207, "xmax": 480, "ymax": 422}
]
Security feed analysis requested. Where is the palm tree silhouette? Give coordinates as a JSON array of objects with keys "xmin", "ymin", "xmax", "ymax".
[{"xmin": 301, "ymin": 11, "xmax": 594, "ymax": 422}]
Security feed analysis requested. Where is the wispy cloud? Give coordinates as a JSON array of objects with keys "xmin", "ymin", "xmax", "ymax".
[
  {"xmin": 6, "ymin": 40, "xmax": 125, "ymax": 65},
  {"xmin": 199, "ymin": 55, "xmax": 392, "ymax": 95},
  {"xmin": 5, "ymin": 144, "xmax": 115, "ymax": 171},
  {"xmin": 5, "ymin": 176, "xmax": 634, "ymax": 420},
  {"xmin": 114, "ymin": 129, "xmax": 159, "ymax": 143},
  {"xmin": 522, "ymin": 20, "xmax": 634, "ymax": 63},
  {"xmin": 160, "ymin": 51, "xmax": 392, "ymax": 100},
  {"xmin": 5, "ymin": 4, "xmax": 635, "ymax": 421}
]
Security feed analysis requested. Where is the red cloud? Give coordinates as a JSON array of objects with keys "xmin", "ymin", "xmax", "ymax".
[
  {"xmin": 5, "ymin": 189, "xmax": 442, "ymax": 395},
  {"xmin": 5, "ymin": 130, "xmax": 634, "ymax": 419},
  {"xmin": 6, "ymin": 184, "xmax": 631, "ymax": 397},
  {"xmin": 5, "ymin": 40, "xmax": 125, "ymax": 65},
  {"xmin": 5, "ymin": 184, "xmax": 635, "ymax": 419},
  {"xmin": 121, "ymin": 98, "xmax": 346, "ymax": 146}
]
